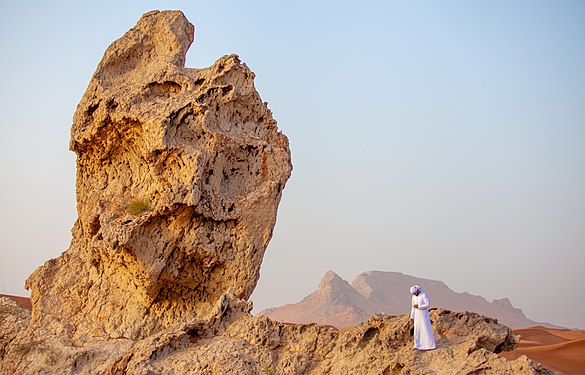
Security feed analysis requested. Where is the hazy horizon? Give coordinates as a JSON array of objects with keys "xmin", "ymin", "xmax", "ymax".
[{"xmin": 1, "ymin": 1, "xmax": 583, "ymax": 329}]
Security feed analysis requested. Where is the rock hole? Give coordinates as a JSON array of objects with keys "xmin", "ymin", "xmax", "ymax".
[
  {"xmin": 86, "ymin": 102, "xmax": 99, "ymax": 117},
  {"xmin": 88, "ymin": 215, "xmax": 101, "ymax": 236},
  {"xmin": 361, "ymin": 327, "xmax": 379, "ymax": 346},
  {"xmin": 147, "ymin": 81, "xmax": 182, "ymax": 96},
  {"xmin": 187, "ymin": 328, "xmax": 200, "ymax": 338},
  {"xmin": 221, "ymin": 85, "xmax": 233, "ymax": 96},
  {"xmin": 106, "ymin": 99, "xmax": 118, "ymax": 111}
]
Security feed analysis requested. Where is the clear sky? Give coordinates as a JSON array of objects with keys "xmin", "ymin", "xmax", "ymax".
[{"xmin": 1, "ymin": 1, "xmax": 584, "ymax": 329}]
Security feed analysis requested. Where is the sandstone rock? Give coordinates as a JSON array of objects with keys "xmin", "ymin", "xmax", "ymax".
[
  {"xmin": 15, "ymin": 9, "xmax": 291, "ymax": 346},
  {"xmin": 0, "ymin": 294, "xmax": 32, "ymax": 310},
  {"xmin": 0, "ymin": 297, "xmax": 31, "ymax": 362},
  {"xmin": 3, "ymin": 292, "xmax": 555, "ymax": 374},
  {"xmin": 140, "ymin": 306, "xmax": 555, "ymax": 374}
]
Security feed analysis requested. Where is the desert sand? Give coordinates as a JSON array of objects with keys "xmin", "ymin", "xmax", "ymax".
[{"xmin": 499, "ymin": 326, "xmax": 585, "ymax": 374}]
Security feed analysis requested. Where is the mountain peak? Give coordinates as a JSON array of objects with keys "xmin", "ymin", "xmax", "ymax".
[
  {"xmin": 319, "ymin": 270, "xmax": 344, "ymax": 287},
  {"xmin": 317, "ymin": 271, "xmax": 354, "ymax": 301},
  {"xmin": 321, "ymin": 270, "xmax": 343, "ymax": 281}
]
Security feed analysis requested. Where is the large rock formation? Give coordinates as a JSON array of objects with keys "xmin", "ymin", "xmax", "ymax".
[
  {"xmin": 262, "ymin": 271, "xmax": 553, "ymax": 329},
  {"xmin": 20, "ymin": 9, "xmax": 291, "ymax": 344},
  {"xmin": 0, "ymin": 10, "xmax": 556, "ymax": 374}
]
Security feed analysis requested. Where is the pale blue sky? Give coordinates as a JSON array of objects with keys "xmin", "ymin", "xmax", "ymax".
[{"xmin": 1, "ymin": 1, "xmax": 584, "ymax": 328}]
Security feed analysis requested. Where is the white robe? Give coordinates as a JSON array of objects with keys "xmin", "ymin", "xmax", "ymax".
[{"xmin": 410, "ymin": 291, "xmax": 436, "ymax": 350}]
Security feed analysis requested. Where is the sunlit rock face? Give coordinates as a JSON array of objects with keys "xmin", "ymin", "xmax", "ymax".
[{"xmin": 23, "ymin": 9, "xmax": 292, "ymax": 342}]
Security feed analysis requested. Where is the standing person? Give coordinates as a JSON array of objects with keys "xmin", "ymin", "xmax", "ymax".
[{"xmin": 409, "ymin": 285, "xmax": 436, "ymax": 350}]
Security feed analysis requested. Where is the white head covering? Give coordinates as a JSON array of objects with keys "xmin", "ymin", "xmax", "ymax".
[{"xmin": 410, "ymin": 285, "xmax": 421, "ymax": 294}]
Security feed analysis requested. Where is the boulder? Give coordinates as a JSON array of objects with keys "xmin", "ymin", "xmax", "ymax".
[{"xmin": 19, "ymin": 9, "xmax": 291, "ymax": 344}]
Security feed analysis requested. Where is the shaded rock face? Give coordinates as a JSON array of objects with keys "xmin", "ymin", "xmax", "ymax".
[{"xmin": 23, "ymin": 9, "xmax": 291, "ymax": 342}]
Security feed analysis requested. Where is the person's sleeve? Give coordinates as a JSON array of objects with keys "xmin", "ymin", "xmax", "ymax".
[
  {"xmin": 418, "ymin": 295, "xmax": 430, "ymax": 310},
  {"xmin": 410, "ymin": 297, "xmax": 414, "ymax": 319}
]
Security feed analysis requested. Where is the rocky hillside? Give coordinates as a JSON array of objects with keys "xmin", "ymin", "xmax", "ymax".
[
  {"xmin": 0, "ymin": 10, "xmax": 556, "ymax": 374},
  {"xmin": 261, "ymin": 270, "xmax": 554, "ymax": 329}
]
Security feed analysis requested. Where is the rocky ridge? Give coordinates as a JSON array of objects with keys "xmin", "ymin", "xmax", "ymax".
[
  {"xmin": 1, "ymin": 294, "xmax": 556, "ymax": 374},
  {"xmin": 0, "ymin": 10, "xmax": 556, "ymax": 374}
]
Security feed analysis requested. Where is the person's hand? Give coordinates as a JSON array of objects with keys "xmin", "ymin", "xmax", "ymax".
[
  {"xmin": 409, "ymin": 318, "xmax": 414, "ymax": 324},
  {"xmin": 413, "ymin": 304, "xmax": 418, "ymax": 309}
]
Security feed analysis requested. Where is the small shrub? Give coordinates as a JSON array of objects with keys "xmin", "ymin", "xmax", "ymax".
[
  {"xmin": 13, "ymin": 339, "xmax": 58, "ymax": 365},
  {"xmin": 126, "ymin": 198, "xmax": 151, "ymax": 215},
  {"xmin": 13, "ymin": 340, "xmax": 44, "ymax": 356}
]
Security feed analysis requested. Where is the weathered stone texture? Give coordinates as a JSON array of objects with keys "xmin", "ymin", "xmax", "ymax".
[
  {"xmin": 0, "ymin": 298, "xmax": 31, "ymax": 362},
  {"xmin": 1, "ymin": 294, "xmax": 556, "ymax": 374},
  {"xmin": 15, "ymin": 9, "xmax": 292, "ymax": 345}
]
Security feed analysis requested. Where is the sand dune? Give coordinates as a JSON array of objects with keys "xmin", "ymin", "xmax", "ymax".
[{"xmin": 499, "ymin": 326, "xmax": 585, "ymax": 375}]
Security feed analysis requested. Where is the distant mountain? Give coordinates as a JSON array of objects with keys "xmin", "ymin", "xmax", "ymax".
[
  {"xmin": 260, "ymin": 271, "xmax": 375, "ymax": 328},
  {"xmin": 259, "ymin": 270, "xmax": 558, "ymax": 329}
]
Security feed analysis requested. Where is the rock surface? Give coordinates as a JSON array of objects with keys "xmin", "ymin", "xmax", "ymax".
[
  {"xmin": 20, "ymin": 9, "xmax": 291, "ymax": 345},
  {"xmin": 0, "ymin": 298, "xmax": 31, "ymax": 362},
  {"xmin": 262, "ymin": 270, "xmax": 554, "ymax": 329},
  {"xmin": 0, "ymin": 294, "xmax": 31, "ymax": 310},
  {"xmin": 0, "ymin": 10, "xmax": 556, "ymax": 375},
  {"xmin": 1, "ymin": 294, "xmax": 556, "ymax": 374}
]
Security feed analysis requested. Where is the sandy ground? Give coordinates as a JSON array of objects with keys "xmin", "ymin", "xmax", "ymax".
[
  {"xmin": 499, "ymin": 326, "xmax": 585, "ymax": 374},
  {"xmin": 2, "ymin": 295, "xmax": 583, "ymax": 373}
]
